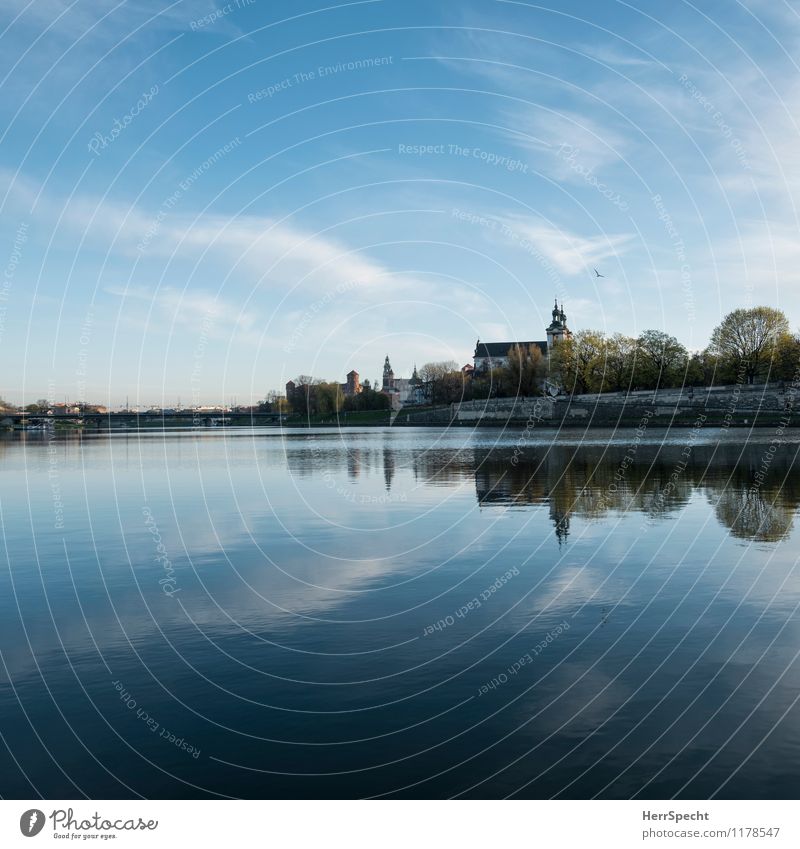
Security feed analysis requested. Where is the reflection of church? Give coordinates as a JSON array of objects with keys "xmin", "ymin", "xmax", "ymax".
[
  {"xmin": 332, "ymin": 438, "xmax": 800, "ymax": 546},
  {"xmin": 473, "ymin": 455, "xmax": 573, "ymax": 544},
  {"xmin": 473, "ymin": 299, "xmax": 571, "ymax": 373}
]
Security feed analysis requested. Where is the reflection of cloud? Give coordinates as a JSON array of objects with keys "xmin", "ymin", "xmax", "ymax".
[
  {"xmin": 529, "ymin": 664, "xmax": 632, "ymax": 736},
  {"xmin": 523, "ymin": 564, "xmax": 620, "ymax": 619}
]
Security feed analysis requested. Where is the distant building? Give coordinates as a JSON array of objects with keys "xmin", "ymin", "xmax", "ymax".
[
  {"xmin": 405, "ymin": 366, "xmax": 429, "ymax": 406},
  {"xmin": 473, "ymin": 299, "xmax": 571, "ymax": 373},
  {"xmin": 380, "ymin": 356, "xmax": 427, "ymax": 409},
  {"xmin": 341, "ymin": 370, "xmax": 361, "ymax": 397}
]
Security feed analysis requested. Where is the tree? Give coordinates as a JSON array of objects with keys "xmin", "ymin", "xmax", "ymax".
[
  {"xmin": 602, "ymin": 334, "xmax": 638, "ymax": 392},
  {"xmin": 469, "ymin": 367, "xmax": 502, "ymax": 400},
  {"xmin": 315, "ymin": 382, "xmax": 344, "ymax": 416},
  {"xmin": 771, "ymin": 332, "xmax": 800, "ymax": 382},
  {"xmin": 419, "ymin": 361, "xmax": 459, "ymax": 384},
  {"xmin": 634, "ymin": 330, "xmax": 688, "ymax": 389},
  {"xmin": 420, "ymin": 360, "xmax": 464, "ymax": 404},
  {"xmin": 550, "ymin": 331, "xmax": 607, "ymax": 395},
  {"xmin": 343, "ymin": 384, "xmax": 390, "ymax": 412},
  {"xmin": 709, "ymin": 307, "xmax": 790, "ymax": 384},
  {"xmin": 503, "ymin": 344, "xmax": 546, "ymax": 397},
  {"xmin": 286, "ymin": 376, "xmax": 317, "ymax": 415},
  {"xmin": 686, "ymin": 350, "xmax": 718, "ymax": 386}
]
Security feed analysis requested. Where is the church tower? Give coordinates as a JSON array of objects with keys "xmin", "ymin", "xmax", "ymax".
[
  {"xmin": 382, "ymin": 355, "xmax": 394, "ymax": 392},
  {"xmin": 546, "ymin": 299, "xmax": 571, "ymax": 350}
]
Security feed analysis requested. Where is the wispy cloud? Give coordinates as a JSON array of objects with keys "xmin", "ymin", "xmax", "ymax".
[
  {"xmin": 498, "ymin": 214, "xmax": 635, "ymax": 276},
  {"xmin": 103, "ymin": 284, "xmax": 258, "ymax": 334}
]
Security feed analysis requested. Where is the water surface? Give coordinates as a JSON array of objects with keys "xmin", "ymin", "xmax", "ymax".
[{"xmin": 1, "ymin": 426, "xmax": 799, "ymax": 798}]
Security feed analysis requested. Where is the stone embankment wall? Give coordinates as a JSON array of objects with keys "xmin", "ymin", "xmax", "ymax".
[{"xmin": 402, "ymin": 383, "xmax": 797, "ymax": 427}]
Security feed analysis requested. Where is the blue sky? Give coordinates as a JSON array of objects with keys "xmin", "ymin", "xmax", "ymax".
[{"xmin": 1, "ymin": 0, "xmax": 799, "ymax": 405}]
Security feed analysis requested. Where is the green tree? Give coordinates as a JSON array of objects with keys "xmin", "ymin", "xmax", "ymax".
[
  {"xmin": 602, "ymin": 334, "xmax": 638, "ymax": 392},
  {"xmin": 469, "ymin": 367, "xmax": 503, "ymax": 400},
  {"xmin": 550, "ymin": 331, "xmax": 607, "ymax": 395},
  {"xmin": 315, "ymin": 382, "xmax": 344, "ymax": 416},
  {"xmin": 343, "ymin": 384, "xmax": 390, "ymax": 412},
  {"xmin": 634, "ymin": 330, "xmax": 688, "ymax": 389},
  {"xmin": 503, "ymin": 344, "xmax": 546, "ymax": 397},
  {"xmin": 685, "ymin": 350, "xmax": 718, "ymax": 386},
  {"xmin": 286, "ymin": 376, "xmax": 319, "ymax": 415},
  {"xmin": 709, "ymin": 307, "xmax": 790, "ymax": 384},
  {"xmin": 771, "ymin": 332, "xmax": 800, "ymax": 382}
]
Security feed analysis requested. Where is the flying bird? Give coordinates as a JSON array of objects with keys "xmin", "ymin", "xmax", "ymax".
[{"xmin": 593, "ymin": 268, "xmax": 605, "ymax": 278}]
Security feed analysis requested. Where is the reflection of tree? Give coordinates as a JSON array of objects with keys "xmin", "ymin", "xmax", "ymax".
[
  {"xmin": 280, "ymin": 432, "xmax": 800, "ymax": 544},
  {"xmin": 284, "ymin": 441, "xmax": 377, "ymax": 479},
  {"xmin": 413, "ymin": 451, "xmax": 474, "ymax": 488},
  {"xmin": 713, "ymin": 486, "xmax": 793, "ymax": 542},
  {"xmin": 467, "ymin": 441, "xmax": 800, "ymax": 544}
]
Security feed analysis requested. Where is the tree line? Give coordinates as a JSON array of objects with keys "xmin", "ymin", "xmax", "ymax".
[
  {"xmin": 283, "ymin": 377, "xmax": 389, "ymax": 416},
  {"xmin": 550, "ymin": 306, "xmax": 799, "ymax": 395},
  {"xmin": 278, "ymin": 306, "xmax": 800, "ymax": 410},
  {"xmin": 418, "ymin": 306, "xmax": 800, "ymax": 404}
]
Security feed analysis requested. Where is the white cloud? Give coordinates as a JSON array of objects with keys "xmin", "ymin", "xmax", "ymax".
[
  {"xmin": 103, "ymin": 283, "xmax": 258, "ymax": 333},
  {"xmin": 499, "ymin": 214, "xmax": 635, "ymax": 276},
  {"xmin": 503, "ymin": 106, "xmax": 631, "ymax": 176}
]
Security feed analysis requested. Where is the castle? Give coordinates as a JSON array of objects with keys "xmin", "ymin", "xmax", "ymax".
[
  {"xmin": 473, "ymin": 299, "xmax": 571, "ymax": 372},
  {"xmin": 382, "ymin": 356, "xmax": 426, "ymax": 409},
  {"xmin": 341, "ymin": 370, "xmax": 360, "ymax": 396}
]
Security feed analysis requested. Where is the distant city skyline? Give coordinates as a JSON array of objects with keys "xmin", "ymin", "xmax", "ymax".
[{"xmin": 1, "ymin": 0, "xmax": 798, "ymax": 404}]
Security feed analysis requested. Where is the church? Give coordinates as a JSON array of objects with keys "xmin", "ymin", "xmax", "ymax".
[
  {"xmin": 381, "ymin": 356, "xmax": 426, "ymax": 409},
  {"xmin": 473, "ymin": 300, "xmax": 571, "ymax": 373}
]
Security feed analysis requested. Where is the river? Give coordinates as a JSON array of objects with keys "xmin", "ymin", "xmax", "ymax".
[{"xmin": 1, "ymin": 426, "xmax": 798, "ymax": 798}]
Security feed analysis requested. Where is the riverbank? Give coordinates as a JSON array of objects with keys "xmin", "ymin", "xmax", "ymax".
[{"xmin": 398, "ymin": 382, "xmax": 797, "ymax": 428}]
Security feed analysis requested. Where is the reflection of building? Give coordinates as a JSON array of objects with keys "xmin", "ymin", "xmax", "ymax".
[
  {"xmin": 347, "ymin": 447, "xmax": 361, "ymax": 480},
  {"xmin": 551, "ymin": 503, "xmax": 570, "ymax": 545},
  {"xmin": 474, "ymin": 299, "xmax": 571, "ymax": 373},
  {"xmin": 383, "ymin": 444, "xmax": 395, "ymax": 491}
]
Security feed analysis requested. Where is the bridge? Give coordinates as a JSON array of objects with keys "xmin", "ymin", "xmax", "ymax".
[{"xmin": 1, "ymin": 411, "xmax": 287, "ymax": 429}]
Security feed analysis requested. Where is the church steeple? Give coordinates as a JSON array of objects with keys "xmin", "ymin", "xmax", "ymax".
[
  {"xmin": 382, "ymin": 355, "xmax": 394, "ymax": 391},
  {"xmin": 546, "ymin": 297, "xmax": 571, "ymax": 350}
]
